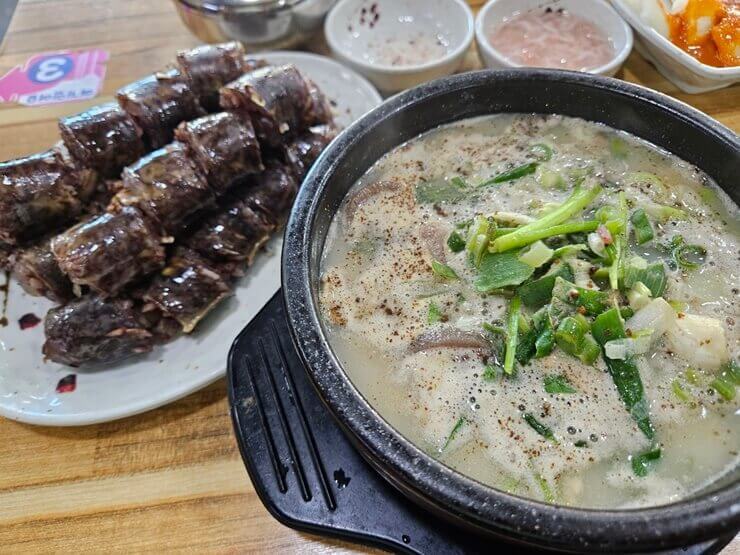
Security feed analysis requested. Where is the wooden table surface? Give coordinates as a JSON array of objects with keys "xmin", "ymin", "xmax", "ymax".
[{"xmin": 0, "ymin": 1, "xmax": 737, "ymax": 553}]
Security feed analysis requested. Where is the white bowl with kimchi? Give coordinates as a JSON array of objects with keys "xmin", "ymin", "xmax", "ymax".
[{"xmin": 613, "ymin": 0, "xmax": 740, "ymax": 93}]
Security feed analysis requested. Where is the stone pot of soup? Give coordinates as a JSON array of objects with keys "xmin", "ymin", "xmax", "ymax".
[{"xmin": 245, "ymin": 70, "xmax": 740, "ymax": 552}]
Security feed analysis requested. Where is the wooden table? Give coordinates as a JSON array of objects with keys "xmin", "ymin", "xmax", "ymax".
[{"xmin": 0, "ymin": 1, "xmax": 737, "ymax": 552}]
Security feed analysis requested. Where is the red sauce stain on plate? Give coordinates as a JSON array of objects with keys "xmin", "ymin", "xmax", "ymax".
[
  {"xmin": 56, "ymin": 374, "xmax": 77, "ymax": 393},
  {"xmin": 18, "ymin": 312, "xmax": 41, "ymax": 330}
]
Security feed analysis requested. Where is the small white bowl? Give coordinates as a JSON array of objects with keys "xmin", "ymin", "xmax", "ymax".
[
  {"xmin": 611, "ymin": 0, "xmax": 740, "ymax": 94},
  {"xmin": 324, "ymin": 0, "xmax": 475, "ymax": 93},
  {"xmin": 475, "ymin": 0, "xmax": 633, "ymax": 77}
]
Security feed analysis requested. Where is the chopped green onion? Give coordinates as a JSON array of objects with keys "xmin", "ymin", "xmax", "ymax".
[
  {"xmin": 524, "ymin": 413, "xmax": 558, "ymax": 443},
  {"xmin": 480, "ymin": 162, "xmax": 538, "ymax": 186},
  {"xmin": 483, "ymin": 322, "xmax": 506, "ymax": 336},
  {"xmin": 489, "ymin": 212, "xmax": 533, "ymax": 226},
  {"xmin": 447, "ymin": 230, "xmax": 466, "ymax": 253},
  {"xmin": 623, "ymin": 259, "xmax": 667, "ymax": 297},
  {"xmin": 491, "ymin": 183, "xmax": 602, "ymax": 252},
  {"xmin": 431, "ymin": 260, "xmax": 459, "ymax": 280},
  {"xmin": 537, "ymin": 168, "xmax": 567, "ymax": 189},
  {"xmin": 483, "ymin": 365, "xmax": 500, "ymax": 382},
  {"xmin": 555, "ymin": 316, "xmax": 588, "ymax": 354},
  {"xmin": 624, "ymin": 172, "xmax": 667, "ymax": 196},
  {"xmin": 685, "ymin": 367, "xmax": 701, "ymax": 385},
  {"xmin": 450, "ymin": 176, "xmax": 468, "ymax": 188},
  {"xmin": 620, "ymin": 306, "xmax": 635, "ymax": 319},
  {"xmin": 609, "ymin": 136, "xmax": 629, "ymax": 159},
  {"xmin": 592, "ymin": 308, "xmax": 655, "ymax": 440},
  {"xmin": 518, "ymin": 261, "xmax": 574, "ymax": 309},
  {"xmin": 642, "ymin": 202, "xmax": 687, "ymax": 223},
  {"xmin": 493, "ymin": 221, "xmax": 600, "ymax": 253},
  {"xmin": 503, "ymin": 296, "xmax": 522, "ymax": 375},
  {"xmin": 578, "ymin": 337, "xmax": 601, "ymax": 365},
  {"xmin": 415, "ymin": 177, "xmax": 468, "ymax": 204},
  {"xmin": 534, "ymin": 472, "xmax": 556, "ymax": 503},
  {"xmin": 466, "ymin": 215, "xmax": 496, "ymax": 267},
  {"xmin": 518, "ymin": 240, "xmax": 554, "ymax": 268},
  {"xmin": 672, "ymin": 379, "xmax": 691, "ymax": 402},
  {"xmin": 516, "ymin": 308, "xmax": 555, "ymax": 365},
  {"xmin": 605, "ymin": 192, "xmax": 628, "ymax": 291},
  {"xmin": 554, "ymin": 316, "xmax": 600, "ymax": 364},
  {"xmin": 530, "ymin": 143, "xmax": 553, "ymax": 161},
  {"xmin": 428, "ymin": 302, "xmax": 443, "ymax": 324},
  {"xmin": 553, "ymin": 244, "xmax": 587, "ymax": 259},
  {"xmin": 604, "ymin": 331, "xmax": 654, "ymax": 360},
  {"xmin": 544, "ymin": 374, "xmax": 576, "ymax": 394},
  {"xmin": 574, "ymin": 440, "xmax": 589, "ymax": 448},
  {"xmin": 595, "ymin": 205, "xmax": 618, "ymax": 223},
  {"xmin": 670, "ymin": 235, "xmax": 706, "ymax": 270},
  {"xmin": 721, "ymin": 360, "xmax": 740, "ymax": 386},
  {"xmin": 534, "ymin": 313, "xmax": 555, "ymax": 358},
  {"xmin": 627, "ymin": 281, "xmax": 652, "ymax": 311},
  {"xmin": 710, "ymin": 376, "xmax": 736, "ymax": 401},
  {"xmin": 442, "ymin": 416, "xmax": 466, "ymax": 451},
  {"xmin": 712, "ymin": 361, "xmax": 740, "ymax": 400},
  {"xmin": 631, "ymin": 446, "xmax": 661, "ymax": 477},
  {"xmin": 630, "ymin": 209, "xmax": 654, "ymax": 245},
  {"xmin": 500, "ymin": 475, "xmax": 522, "ymax": 494},
  {"xmin": 474, "ymin": 251, "xmax": 534, "ymax": 293},
  {"xmin": 551, "ymin": 277, "xmax": 611, "ymax": 317},
  {"xmin": 668, "ymin": 299, "xmax": 688, "ymax": 313}
]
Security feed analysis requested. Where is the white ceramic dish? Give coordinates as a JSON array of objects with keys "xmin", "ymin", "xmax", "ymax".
[
  {"xmin": 612, "ymin": 0, "xmax": 740, "ymax": 93},
  {"xmin": 0, "ymin": 53, "xmax": 381, "ymax": 427},
  {"xmin": 324, "ymin": 0, "xmax": 474, "ymax": 93},
  {"xmin": 475, "ymin": 0, "xmax": 633, "ymax": 77}
]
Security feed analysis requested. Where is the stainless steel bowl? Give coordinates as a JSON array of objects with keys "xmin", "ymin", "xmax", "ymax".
[{"xmin": 173, "ymin": 0, "xmax": 336, "ymax": 50}]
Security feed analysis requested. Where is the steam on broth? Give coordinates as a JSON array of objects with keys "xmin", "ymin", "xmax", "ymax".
[{"xmin": 319, "ymin": 114, "xmax": 739, "ymax": 509}]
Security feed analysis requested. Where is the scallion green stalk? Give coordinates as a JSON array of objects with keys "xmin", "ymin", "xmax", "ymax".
[
  {"xmin": 491, "ymin": 183, "xmax": 602, "ymax": 253},
  {"xmin": 504, "ymin": 296, "xmax": 522, "ymax": 375}
]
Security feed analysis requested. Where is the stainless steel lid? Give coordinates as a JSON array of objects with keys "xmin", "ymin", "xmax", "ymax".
[{"xmin": 179, "ymin": 0, "xmax": 305, "ymax": 13}]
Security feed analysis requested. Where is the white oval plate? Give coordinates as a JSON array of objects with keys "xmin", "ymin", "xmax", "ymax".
[{"xmin": 0, "ymin": 54, "xmax": 381, "ymax": 426}]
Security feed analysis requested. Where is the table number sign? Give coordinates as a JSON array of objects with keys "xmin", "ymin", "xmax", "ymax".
[{"xmin": 0, "ymin": 48, "xmax": 109, "ymax": 106}]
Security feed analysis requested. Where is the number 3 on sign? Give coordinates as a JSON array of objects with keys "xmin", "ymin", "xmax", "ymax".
[{"xmin": 28, "ymin": 56, "xmax": 73, "ymax": 84}]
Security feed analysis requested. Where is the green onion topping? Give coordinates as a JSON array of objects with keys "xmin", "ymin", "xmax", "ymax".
[{"xmin": 431, "ymin": 260, "xmax": 459, "ymax": 280}]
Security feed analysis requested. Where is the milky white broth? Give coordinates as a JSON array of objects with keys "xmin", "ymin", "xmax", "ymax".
[{"xmin": 319, "ymin": 114, "xmax": 739, "ymax": 509}]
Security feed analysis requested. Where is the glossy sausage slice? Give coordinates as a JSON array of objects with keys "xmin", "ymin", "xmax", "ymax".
[
  {"xmin": 143, "ymin": 247, "xmax": 232, "ymax": 333},
  {"xmin": 43, "ymin": 295, "xmax": 155, "ymax": 366},
  {"xmin": 59, "ymin": 102, "xmax": 146, "ymax": 178},
  {"xmin": 244, "ymin": 162, "xmax": 298, "ymax": 227},
  {"xmin": 113, "ymin": 143, "xmax": 215, "ymax": 234},
  {"xmin": 117, "ymin": 69, "xmax": 203, "ymax": 149},
  {"xmin": 176, "ymin": 41, "xmax": 266, "ymax": 111},
  {"xmin": 185, "ymin": 197, "xmax": 274, "ymax": 265},
  {"xmin": 51, "ymin": 206, "xmax": 166, "ymax": 296},
  {"xmin": 220, "ymin": 65, "xmax": 310, "ymax": 147},
  {"xmin": 14, "ymin": 239, "xmax": 73, "ymax": 303},
  {"xmin": 0, "ymin": 149, "xmax": 82, "ymax": 244},
  {"xmin": 284, "ymin": 124, "xmax": 337, "ymax": 181},
  {"xmin": 175, "ymin": 112, "xmax": 263, "ymax": 195}
]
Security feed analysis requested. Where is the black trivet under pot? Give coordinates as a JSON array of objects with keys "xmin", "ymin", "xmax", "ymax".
[{"xmin": 227, "ymin": 292, "xmax": 734, "ymax": 555}]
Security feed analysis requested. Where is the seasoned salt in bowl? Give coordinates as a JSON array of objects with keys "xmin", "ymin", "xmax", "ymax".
[
  {"xmin": 476, "ymin": 0, "xmax": 633, "ymax": 76},
  {"xmin": 325, "ymin": 0, "xmax": 474, "ymax": 93}
]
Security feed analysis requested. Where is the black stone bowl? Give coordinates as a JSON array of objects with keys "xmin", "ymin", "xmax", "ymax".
[{"xmin": 281, "ymin": 70, "xmax": 740, "ymax": 552}]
